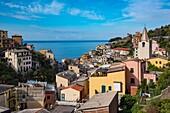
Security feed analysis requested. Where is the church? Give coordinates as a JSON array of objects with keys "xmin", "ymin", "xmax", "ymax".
[{"xmin": 133, "ymin": 27, "xmax": 152, "ymax": 59}]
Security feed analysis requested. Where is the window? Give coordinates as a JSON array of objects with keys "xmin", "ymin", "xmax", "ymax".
[
  {"xmin": 101, "ymin": 85, "xmax": 106, "ymax": 93},
  {"xmin": 156, "ymin": 61, "xmax": 158, "ymax": 64},
  {"xmin": 114, "ymin": 82, "xmax": 122, "ymax": 92},
  {"xmin": 159, "ymin": 61, "xmax": 162, "ymax": 64},
  {"xmin": 22, "ymin": 95, "xmax": 25, "ymax": 98},
  {"xmin": 136, "ymin": 54, "xmax": 138, "ymax": 56},
  {"xmin": 61, "ymin": 94, "xmax": 65, "ymax": 101},
  {"xmin": 60, "ymin": 84, "xmax": 62, "ymax": 87},
  {"xmin": 47, "ymin": 96, "xmax": 50, "ymax": 100},
  {"xmin": 150, "ymin": 79, "xmax": 153, "ymax": 83},
  {"xmin": 130, "ymin": 78, "xmax": 135, "ymax": 84},
  {"xmin": 108, "ymin": 86, "xmax": 112, "ymax": 91},
  {"xmin": 142, "ymin": 42, "xmax": 145, "ymax": 47},
  {"xmin": 130, "ymin": 68, "xmax": 134, "ymax": 73}
]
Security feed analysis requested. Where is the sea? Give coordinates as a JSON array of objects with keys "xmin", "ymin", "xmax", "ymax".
[{"xmin": 23, "ymin": 40, "xmax": 108, "ymax": 62}]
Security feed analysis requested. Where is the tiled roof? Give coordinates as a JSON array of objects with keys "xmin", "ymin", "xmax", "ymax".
[
  {"xmin": 156, "ymin": 48, "xmax": 165, "ymax": 51},
  {"xmin": 62, "ymin": 84, "xmax": 83, "ymax": 92},
  {"xmin": 112, "ymin": 47, "xmax": 130, "ymax": 51}
]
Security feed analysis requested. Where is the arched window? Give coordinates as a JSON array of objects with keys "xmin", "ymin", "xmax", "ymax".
[{"xmin": 142, "ymin": 42, "xmax": 145, "ymax": 47}]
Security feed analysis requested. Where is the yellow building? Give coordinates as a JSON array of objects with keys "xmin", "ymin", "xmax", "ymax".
[
  {"xmin": 0, "ymin": 84, "xmax": 17, "ymax": 111},
  {"xmin": 148, "ymin": 57, "xmax": 169, "ymax": 68},
  {"xmin": 39, "ymin": 49, "xmax": 55, "ymax": 60},
  {"xmin": 89, "ymin": 66, "xmax": 126, "ymax": 98}
]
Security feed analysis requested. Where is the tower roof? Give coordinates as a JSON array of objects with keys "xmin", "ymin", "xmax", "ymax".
[{"xmin": 141, "ymin": 27, "xmax": 149, "ymax": 41}]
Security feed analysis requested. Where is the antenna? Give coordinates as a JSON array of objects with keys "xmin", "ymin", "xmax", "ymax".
[{"xmin": 144, "ymin": 24, "xmax": 146, "ymax": 28}]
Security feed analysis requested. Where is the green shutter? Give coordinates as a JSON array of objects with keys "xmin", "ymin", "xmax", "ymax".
[{"xmin": 101, "ymin": 85, "xmax": 106, "ymax": 93}]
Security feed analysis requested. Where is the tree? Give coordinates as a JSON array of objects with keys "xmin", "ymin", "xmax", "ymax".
[
  {"xmin": 109, "ymin": 37, "xmax": 122, "ymax": 42},
  {"xmin": 119, "ymin": 94, "xmax": 137, "ymax": 113},
  {"xmin": 141, "ymin": 79, "xmax": 147, "ymax": 93}
]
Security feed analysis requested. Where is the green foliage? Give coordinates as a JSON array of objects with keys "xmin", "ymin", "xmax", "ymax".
[
  {"xmin": 147, "ymin": 63, "xmax": 163, "ymax": 72},
  {"xmin": 109, "ymin": 37, "xmax": 122, "ymax": 42},
  {"xmin": 141, "ymin": 79, "xmax": 147, "ymax": 93},
  {"xmin": 131, "ymin": 104, "xmax": 144, "ymax": 113},
  {"xmin": 145, "ymin": 99, "xmax": 170, "ymax": 113},
  {"xmin": 0, "ymin": 62, "xmax": 18, "ymax": 85},
  {"xmin": 148, "ymin": 24, "xmax": 170, "ymax": 37},
  {"xmin": 119, "ymin": 94, "xmax": 137, "ymax": 113},
  {"xmin": 155, "ymin": 70, "xmax": 170, "ymax": 95}
]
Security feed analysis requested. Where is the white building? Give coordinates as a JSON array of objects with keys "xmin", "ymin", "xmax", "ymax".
[
  {"xmin": 134, "ymin": 27, "xmax": 152, "ymax": 59},
  {"xmin": 5, "ymin": 48, "xmax": 32, "ymax": 74}
]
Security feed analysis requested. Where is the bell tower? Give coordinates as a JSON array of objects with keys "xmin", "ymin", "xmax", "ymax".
[{"xmin": 137, "ymin": 27, "xmax": 152, "ymax": 59}]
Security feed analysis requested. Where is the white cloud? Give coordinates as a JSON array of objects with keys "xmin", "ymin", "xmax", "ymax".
[
  {"xmin": 68, "ymin": 8, "xmax": 81, "ymax": 15},
  {"xmin": 1, "ymin": 2, "xmax": 26, "ymax": 9},
  {"xmin": 68, "ymin": 8, "xmax": 105, "ymax": 20},
  {"xmin": 27, "ymin": 0, "xmax": 64, "ymax": 15},
  {"xmin": 81, "ymin": 10, "xmax": 104, "ymax": 20},
  {"xmin": 1, "ymin": 0, "xmax": 104, "ymax": 20},
  {"xmin": 122, "ymin": 0, "xmax": 170, "ymax": 23},
  {"xmin": 0, "ymin": 12, "xmax": 42, "ymax": 20}
]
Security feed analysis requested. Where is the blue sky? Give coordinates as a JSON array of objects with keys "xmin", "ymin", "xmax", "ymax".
[{"xmin": 0, "ymin": 0, "xmax": 170, "ymax": 40}]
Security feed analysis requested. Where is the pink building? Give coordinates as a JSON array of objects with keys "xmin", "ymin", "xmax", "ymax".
[
  {"xmin": 144, "ymin": 73, "xmax": 156, "ymax": 84},
  {"xmin": 123, "ymin": 59, "xmax": 146, "ymax": 93},
  {"xmin": 110, "ymin": 59, "xmax": 146, "ymax": 94},
  {"xmin": 152, "ymin": 40, "xmax": 159, "ymax": 54}
]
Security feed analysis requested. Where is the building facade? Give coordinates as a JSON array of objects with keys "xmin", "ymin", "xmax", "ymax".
[
  {"xmin": 60, "ymin": 84, "xmax": 83, "ymax": 102},
  {"xmin": 12, "ymin": 34, "xmax": 22, "ymax": 46},
  {"xmin": 148, "ymin": 57, "xmax": 170, "ymax": 68},
  {"xmin": 5, "ymin": 48, "xmax": 32, "ymax": 74},
  {"xmin": 0, "ymin": 84, "xmax": 17, "ymax": 111},
  {"xmin": 17, "ymin": 81, "xmax": 47, "ymax": 109},
  {"xmin": 39, "ymin": 49, "xmax": 54, "ymax": 60},
  {"xmin": 44, "ymin": 85, "xmax": 56, "ymax": 109},
  {"xmin": 89, "ymin": 66, "xmax": 126, "ymax": 98}
]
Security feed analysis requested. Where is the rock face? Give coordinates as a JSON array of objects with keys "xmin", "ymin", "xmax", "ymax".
[{"xmin": 160, "ymin": 86, "xmax": 170, "ymax": 99}]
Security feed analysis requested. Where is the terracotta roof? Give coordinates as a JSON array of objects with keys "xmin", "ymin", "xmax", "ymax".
[
  {"xmin": 156, "ymin": 48, "xmax": 165, "ymax": 51},
  {"xmin": 62, "ymin": 84, "xmax": 83, "ymax": 92},
  {"xmin": 112, "ymin": 47, "xmax": 130, "ymax": 51}
]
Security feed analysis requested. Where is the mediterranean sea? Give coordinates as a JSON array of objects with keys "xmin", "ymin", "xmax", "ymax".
[{"xmin": 23, "ymin": 40, "xmax": 108, "ymax": 62}]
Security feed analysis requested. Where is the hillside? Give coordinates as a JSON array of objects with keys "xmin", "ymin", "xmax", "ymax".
[{"xmin": 148, "ymin": 24, "xmax": 170, "ymax": 37}]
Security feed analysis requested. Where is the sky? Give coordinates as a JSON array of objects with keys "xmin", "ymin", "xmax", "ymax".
[{"xmin": 0, "ymin": 0, "xmax": 170, "ymax": 40}]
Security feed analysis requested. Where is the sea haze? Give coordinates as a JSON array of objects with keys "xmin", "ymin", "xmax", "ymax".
[{"xmin": 24, "ymin": 40, "xmax": 108, "ymax": 62}]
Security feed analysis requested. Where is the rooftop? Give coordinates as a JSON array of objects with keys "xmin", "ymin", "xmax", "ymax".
[
  {"xmin": 112, "ymin": 47, "xmax": 130, "ymax": 51},
  {"xmin": 62, "ymin": 84, "xmax": 83, "ymax": 92},
  {"xmin": 56, "ymin": 70, "xmax": 76, "ymax": 80},
  {"xmin": 52, "ymin": 106, "xmax": 75, "ymax": 113},
  {"xmin": 0, "ymin": 84, "xmax": 14, "ymax": 93},
  {"xmin": 45, "ymin": 84, "xmax": 56, "ymax": 91},
  {"xmin": 78, "ymin": 92, "xmax": 117, "ymax": 110},
  {"xmin": 6, "ymin": 48, "xmax": 30, "ymax": 53},
  {"xmin": 108, "ymin": 66, "xmax": 125, "ymax": 73},
  {"xmin": 14, "ymin": 108, "xmax": 50, "ymax": 113}
]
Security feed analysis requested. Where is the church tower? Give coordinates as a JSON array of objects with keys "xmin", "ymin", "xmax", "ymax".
[{"xmin": 137, "ymin": 27, "xmax": 152, "ymax": 59}]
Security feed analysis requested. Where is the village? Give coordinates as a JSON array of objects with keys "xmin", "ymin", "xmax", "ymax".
[{"xmin": 0, "ymin": 26, "xmax": 170, "ymax": 113}]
